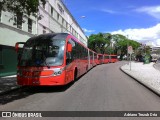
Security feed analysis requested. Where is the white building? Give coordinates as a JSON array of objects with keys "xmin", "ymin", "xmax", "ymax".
[
  {"xmin": 151, "ymin": 46, "xmax": 160, "ymax": 52},
  {"xmin": 0, "ymin": 0, "xmax": 87, "ymax": 77},
  {"xmin": 38, "ymin": 0, "xmax": 87, "ymax": 45}
]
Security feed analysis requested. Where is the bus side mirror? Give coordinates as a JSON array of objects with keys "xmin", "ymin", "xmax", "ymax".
[
  {"xmin": 15, "ymin": 42, "xmax": 25, "ymax": 53},
  {"xmin": 67, "ymin": 43, "xmax": 72, "ymax": 52},
  {"xmin": 15, "ymin": 43, "xmax": 19, "ymax": 53}
]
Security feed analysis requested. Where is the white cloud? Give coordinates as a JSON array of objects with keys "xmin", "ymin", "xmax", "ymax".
[
  {"xmin": 111, "ymin": 23, "xmax": 160, "ymax": 46},
  {"xmin": 135, "ymin": 6, "xmax": 160, "ymax": 19},
  {"xmin": 101, "ymin": 9, "xmax": 117, "ymax": 14},
  {"xmin": 156, "ymin": 39, "xmax": 160, "ymax": 45},
  {"xmin": 83, "ymin": 28, "xmax": 95, "ymax": 33}
]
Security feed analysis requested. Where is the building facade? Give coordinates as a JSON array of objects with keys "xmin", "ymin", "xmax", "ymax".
[
  {"xmin": 151, "ymin": 46, "xmax": 160, "ymax": 52},
  {"xmin": 0, "ymin": 0, "xmax": 87, "ymax": 77}
]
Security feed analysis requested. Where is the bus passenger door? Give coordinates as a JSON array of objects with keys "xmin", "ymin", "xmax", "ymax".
[{"xmin": 65, "ymin": 43, "xmax": 74, "ymax": 83}]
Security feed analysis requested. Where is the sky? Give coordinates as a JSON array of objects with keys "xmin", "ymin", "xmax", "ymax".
[{"xmin": 63, "ymin": 0, "xmax": 160, "ymax": 46}]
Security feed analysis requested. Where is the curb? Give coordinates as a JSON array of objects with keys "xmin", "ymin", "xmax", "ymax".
[{"xmin": 120, "ymin": 64, "xmax": 160, "ymax": 97}]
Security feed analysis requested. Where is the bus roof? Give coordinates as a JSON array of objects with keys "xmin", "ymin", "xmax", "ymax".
[{"xmin": 28, "ymin": 33, "xmax": 69, "ymax": 41}]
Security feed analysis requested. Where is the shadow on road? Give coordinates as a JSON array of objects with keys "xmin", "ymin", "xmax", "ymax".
[{"xmin": 0, "ymin": 82, "xmax": 74, "ymax": 105}]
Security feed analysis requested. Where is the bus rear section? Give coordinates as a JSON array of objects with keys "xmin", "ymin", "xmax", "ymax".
[
  {"xmin": 97, "ymin": 54, "xmax": 104, "ymax": 64},
  {"xmin": 110, "ymin": 55, "xmax": 118, "ymax": 63},
  {"xmin": 15, "ymin": 33, "xmax": 88, "ymax": 86},
  {"xmin": 93, "ymin": 51, "xmax": 98, "ymax": 67},
  {"xmin": 104, "ymin": 54, "xmax": 109, "ymax": 64}
]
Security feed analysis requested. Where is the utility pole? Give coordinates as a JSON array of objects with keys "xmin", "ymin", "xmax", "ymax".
[
  {"xmin": 128, "ymin": 46, "xmax": 133, "ymax": 71},
  {"xmin": 64, "ymin": 16, "xmax": 85, "ymax": 33}
]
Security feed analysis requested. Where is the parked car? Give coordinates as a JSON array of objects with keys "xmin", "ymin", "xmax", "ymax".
[
  {"xmin": 156, "ymin": 58, "xmax": 160, "ymax": 63},
  {"xmin": 151, "ymin": 58, "xmax": 157, "ymax": 62}
]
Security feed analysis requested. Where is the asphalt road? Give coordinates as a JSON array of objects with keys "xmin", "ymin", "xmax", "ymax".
[{"xmin": 0, "ymin": 61, "xmax": 160, "ymax": 120}]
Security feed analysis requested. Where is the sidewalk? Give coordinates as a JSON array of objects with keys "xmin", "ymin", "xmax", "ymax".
[
  {"xmin": 121, "ymin": 61, "xmax": 160, "ymax": 95},
  {"xmin": 0, "ymin": 75, "xmax": 20, "ymax": 95}
]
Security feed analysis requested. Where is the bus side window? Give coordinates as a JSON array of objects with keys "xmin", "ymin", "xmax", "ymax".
[
  {"xmin": 66, "ymin": 39, "xmax": 76, "ymax": 65},
  {"xmin": 66, "ymin": 43, "xmax": 72, "ymax": 65}
]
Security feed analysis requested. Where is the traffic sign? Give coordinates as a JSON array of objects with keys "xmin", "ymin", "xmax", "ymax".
[{"xmin": 128, "ymin": 46, "xmax": 133, "ymax": 54}]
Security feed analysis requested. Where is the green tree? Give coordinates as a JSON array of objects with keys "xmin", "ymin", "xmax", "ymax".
[
  {"xmin": 0, "ymin": 0, "xmax": 46, "ymax": 23},
  {"xmin": 112, "ymin": 34, "xmax": 140, "ymax": 59},
  {"xmin": 88, "ymin": 33, "xmax": 112, "ymax": 54},
  {"xmin": 88, "ymin": 33, "xmax": 140, "ymax": 58}
]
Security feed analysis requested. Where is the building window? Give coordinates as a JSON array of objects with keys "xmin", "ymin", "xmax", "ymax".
[
  {"xmin": 57, "ymin": 3, "xmax": 64, "ymax": 14},
  {"xmin": 43, "ymin": 26, "xmax": 46, "ymax": 34},
  {"xmin": 70, "ymin": 25, "xmax": 72, "ymax": 33},
  {"xmin": 57, "ymin": 13, "xmax": 59, "ymax": 21},
  {"xmin": 28, "ymin": 18, "xmax": 32, "ymax": 33},
  {"xmin": 51, "ymin": 6, "xmax": 53, "ymax": 16},
  {"xmin": 0, "ymin": 9, "xmax": 1, "ymax": 22},
  {"xmin": 66, "ymin": 22, "xmax": 68, "ymax": 29},
  {"xmin": 0, "ymin": 46, "xmax": 2, "ymax": 65},
  {"xmin": 43, "ymin": 4, "xmax": 45, "ymax": 9},
  {"xmin": 17, "ymin": 13, "xmax": 22, "ymax": 29},
  {"xmin": 62, "ymin": 18, "xmax": 64, "ymax": 26}
]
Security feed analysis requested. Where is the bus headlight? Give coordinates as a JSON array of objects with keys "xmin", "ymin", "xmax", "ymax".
[{"xmin": 53, "ymin": 68, "xmax": 63, "ymax": 76}]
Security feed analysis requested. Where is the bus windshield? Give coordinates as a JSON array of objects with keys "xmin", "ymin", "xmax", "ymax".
[{"xmin": 19, "ymin": 37, "xmax": 66, "ymax": 67}]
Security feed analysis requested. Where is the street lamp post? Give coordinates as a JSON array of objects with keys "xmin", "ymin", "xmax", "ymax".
[
  {"xmin": 126, "ymin": 35, "xmax": 129, "ymax": 62},
  {"xmin": 63, "ymin": 16, "xmax": 85, "ymax": 33}
]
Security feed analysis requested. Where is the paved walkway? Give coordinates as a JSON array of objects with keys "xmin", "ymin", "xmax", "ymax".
[{"xmin": 121, "ymin": 61, "xmax": 160, "ymax": 95}]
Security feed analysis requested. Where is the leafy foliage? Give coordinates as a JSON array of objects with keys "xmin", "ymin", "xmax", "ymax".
[
  {"xmin": 0, "ymin": 0, "xmax": 46, "ymax": 23},
  {"xmin": 88, "ymin": 33, "xmax": 140, "ymax": 58},
  {"xmin": 88, "ymin": 33, "xmax": 112, "ymax": 54}
]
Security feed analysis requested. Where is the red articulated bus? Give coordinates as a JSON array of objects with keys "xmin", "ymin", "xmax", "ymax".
[
  {"xmin": 97, "ymin": 54, "xmax": 104, "ymax": 64},
  {"xmin": 104, "ymin": 54, "xmax": 109, "ymax": 64},
  {"xmin": 92, "ymin": 51, "xmax": 98, "ymax": 67},
  {"xmin": 15, "ymin": 33, "xmax": 90, "ymax": 86},
  {"xmin": 94, "ymin": 52, "xmax": 99, "ymax": 65},
  {"xmin": 110, "ymin": 54, "xmax": 118, "ymax": 63},
  {"xmin": 88, "ymin": 49, "xmax": 98, "ymax": 68}
]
